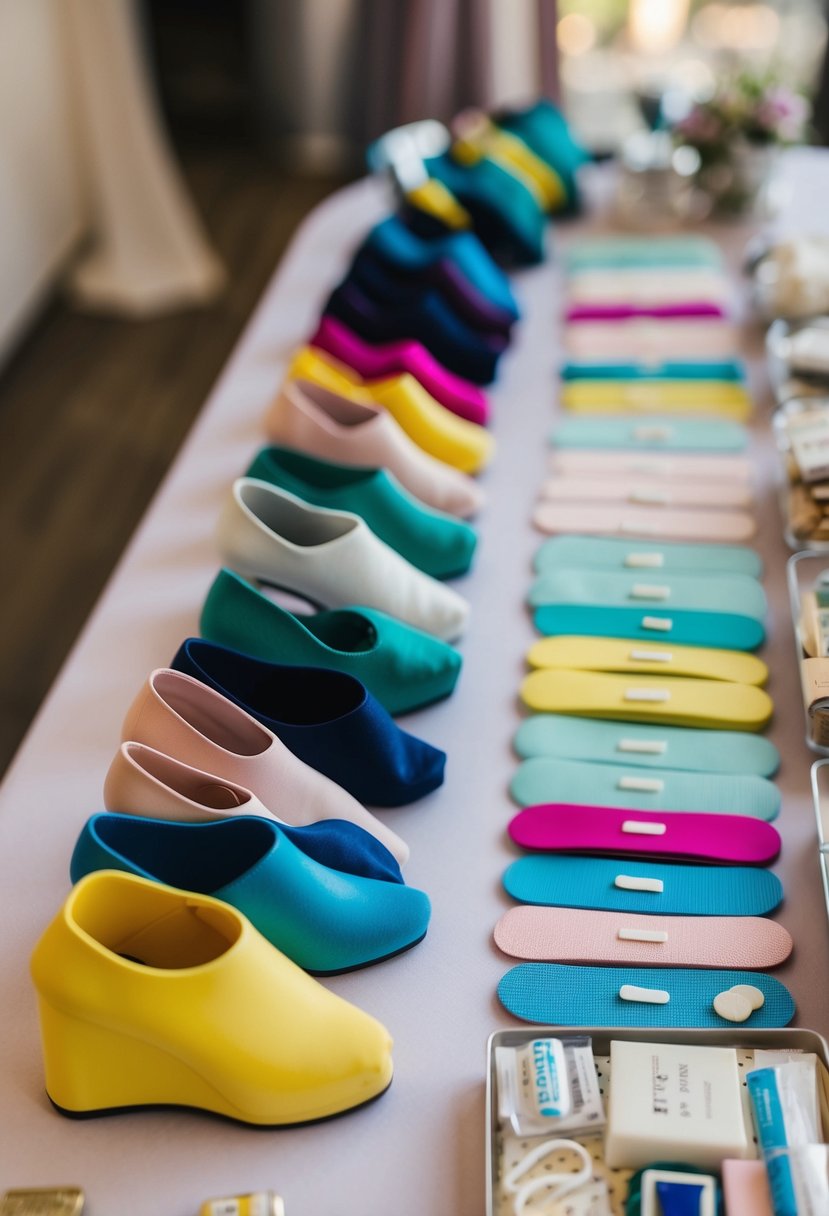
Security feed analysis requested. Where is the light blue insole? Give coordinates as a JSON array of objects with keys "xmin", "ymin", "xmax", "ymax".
[
  {"xmin": 510, "ymin": 757, "xmax": 780, "ymax": 820},
  {"xmin": 533, "ymin": 537, "xmax": 762, "ymax": 579},
  {"xmin": 498, "ymin": 964, "xmax": 795, "ymax": 1028},
  {"xmin": 513, "ymin": 716, "xmax": 780, "ymax": 778},
  {"xmin": 551, "ymin": 418, "xmax": 748, "ymax": 453},
  {"xmin": 503, "ymin": 856, "xmax": 783, "ymax": 916}
]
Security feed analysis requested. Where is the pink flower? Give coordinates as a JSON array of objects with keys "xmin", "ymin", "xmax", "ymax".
[{"xmin": 678, "ymin": 106, "xmax": 722, "ymax": 144}]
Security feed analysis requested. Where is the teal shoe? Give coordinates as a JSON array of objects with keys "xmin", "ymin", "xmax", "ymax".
[
  {"xmin": 494, "ymin": 99, "xmax": 589, "ymax": 211},
  {"xmin": 71, "ymin": 813, "xmax": 431, "ymax": 975},
  {"xmin": 245, "ymin": 446, "xmax": 477, "ymax": 580},
  {"xmin": 200, "ymin": 569, "xmax": 462, "ymax": 715}
]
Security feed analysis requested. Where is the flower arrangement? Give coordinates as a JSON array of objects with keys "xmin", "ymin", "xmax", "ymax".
[{"xmin": 672, "ymin": 73, "xmax": 811, "ymax": 213}]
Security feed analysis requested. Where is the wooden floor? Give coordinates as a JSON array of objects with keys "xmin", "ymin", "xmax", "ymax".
[{"xmin": 0, "ymin": 151, "xmax": 346, "ymax": 777}]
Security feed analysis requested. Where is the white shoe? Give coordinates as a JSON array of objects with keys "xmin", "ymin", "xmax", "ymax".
[{"xmin": 217, "ymin": 478, "xmax": 470, "ymax": 643}]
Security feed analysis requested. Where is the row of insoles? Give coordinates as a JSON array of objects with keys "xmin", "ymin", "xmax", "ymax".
[{"xmin": 498, "ymin": 236, "xmax": 793, "ymax": 1028}]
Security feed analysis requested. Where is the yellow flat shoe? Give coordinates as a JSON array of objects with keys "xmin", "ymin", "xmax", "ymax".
[
  {"xmin": 369, "ymin": 374, "xmax": 493, "ymax": 473},
  {"xmin": 287, "ymin": 348, "xmax": 494, "ymax": 474},
  {"xmin": 31, "ymin": 871, "xmax": 393, "ymax": 1125}
]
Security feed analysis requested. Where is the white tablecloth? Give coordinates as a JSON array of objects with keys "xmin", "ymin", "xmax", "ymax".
[{"xmin": 1, "ymin": 155, "xmax": 828, "ymax": 1215}]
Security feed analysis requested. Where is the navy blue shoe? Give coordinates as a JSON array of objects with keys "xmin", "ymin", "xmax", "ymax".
[
  {"xmin": 171, "ymin": 637, "xmax": 446, "ymax": 807},
  {"xmin": 323, "ymin": 279, "xmax": 506, "ymax": 385},
  {"xmin": 362, "ymin": 214, "xmax": 520, "ymax": 324},
  {"xmin": 348, "ymin": 248, "xmax": 514, "ymax": 339}
]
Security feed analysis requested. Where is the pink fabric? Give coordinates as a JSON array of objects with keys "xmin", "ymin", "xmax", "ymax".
[
  {"xmin": 310, "ymin": 315, "xmax": 489, "ymax": 424},
  {"xmin": 494, "ymin": 905, "xmax": 792, "ymax": 967},
  {"xmin": 565, "ymin": 320, "xmax": 739, "ymax": 360},
  {"xmin": 538, "ymin": 473, "xmax": 750, "ymax": 508},
  {"xmin": 508, "ymin": 803, "xmax": 781, "ymax": 865},
  {"xmin": 566, "ymin": 302, "xmax": 726, "ymax": 322},
  {"xmin": 533, "ymin": 501, "xmax": 756, "ymax": 542}
]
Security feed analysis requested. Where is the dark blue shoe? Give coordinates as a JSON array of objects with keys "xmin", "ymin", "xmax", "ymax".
[
  {"xmin": 323, "ymin": 278, "xmax": 506, "ymax": 385},
  {"xmin": 71, "ymin": 814, "xmax": 430, "ymax": 974},
  {"xmin": 357, "ymin": 215, "xmax": 520, "ymax": 330},
  {"xmin": 171, "ymin": 637, "xmax": 446, "ymax": 807},
  {"xmin": 348, "ymin": 247, "xmax": 514, "ymax": 339}
]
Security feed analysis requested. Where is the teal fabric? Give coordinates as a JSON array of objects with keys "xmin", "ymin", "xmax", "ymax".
[
  {"xmin": 533, "ymin": 605, "xmax": 764, "ymax": 650},
  {"xmin": 533, "ymin": 537, "xmax": 762, "ymax": 579},
  {"xmin": 530, "ymin": 569, "xmax": 766, "ymax": 650},
  {"xmin": 498, "ymin": 964, "xmax": 795, "ymax": 1027},
  {"xmin": 510, "ymin": 757, "xmax": 780, "ymax": 820},
  {"xmin": 495, "ymin": 99, "xmax": 589, "ymax": 209},
  {"xmin": 565, "ymin": 236, "xmax": 722, "ymax": 271},
  {"xmin": 503, "ymin": 855, "xmax": 783, "ymax": 916},
  {"xmin": 551, "ymin": 418, "xmax": 748, "ymax": 452},
  {"xmin": 529, "ymin": 570, "xmax": 766, "ymax": 619},
  {"xmin": 71, "ymin": 814, "xmax": 431, "ymax": 975},
  {"xmin": 200, "ymin": 569, "xmax": 461, "ymax": 716},
  {"xmin": 561, "ymin": 360, "xmax": 745, "ymax": 382},
  {"xmin": 245, "ymin": 447, "xmax": 477, "ymax": 580},
  {"xmin": 514, "ymin": 715, "xmax": 780, "ymax": 777},
  {"xmin": 425, "ymin": 152, "xmax": 547, "ymax": 266}
]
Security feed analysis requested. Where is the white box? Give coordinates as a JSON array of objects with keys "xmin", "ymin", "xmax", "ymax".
[{"xmin": 604, "ymin": 1039, "xmax": 752, "ymax": 1170}]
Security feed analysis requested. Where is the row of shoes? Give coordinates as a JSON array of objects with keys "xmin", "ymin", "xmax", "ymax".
[{"xmin": 30, "ymin": 101, "xmax": 582, "ymax": 1128}]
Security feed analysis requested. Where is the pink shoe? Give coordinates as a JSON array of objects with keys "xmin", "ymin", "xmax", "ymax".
[
  {"xmin": 310, "ymin": 315, "xmax": 489, "ymax": 424},
  {"xmin": 264, "ymin": 379, "xmax": 483, "ymax": 519},
  {"xmin": 119, "ymin": 670, "xmax": 409, "ymax": 863}
]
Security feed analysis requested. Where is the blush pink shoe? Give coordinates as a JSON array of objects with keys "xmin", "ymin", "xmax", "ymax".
[
  {"xmin": 119, "ymin": 669, "xmax": 408, "ymax": 864},
  {"xmin": 264, "ymin": 379, "xmax": 483, "ymax": 520}
]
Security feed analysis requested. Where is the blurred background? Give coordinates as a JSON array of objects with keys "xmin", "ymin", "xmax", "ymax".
[{"xmin": 1, "ymin": 0, "xmax": 827, "ymax": 775}]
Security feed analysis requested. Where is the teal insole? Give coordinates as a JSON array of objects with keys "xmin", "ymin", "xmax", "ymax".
[
  {"xmin": 503, "ymin": 856, "xmax": 783, "ymax": 916},
  {"xmin": 498, "ymin": 964, "xmax": 795, "ymax": 1027},
  {"xmin": 510, "ymin": 758, "xmax": 780, "ymax": 820}
]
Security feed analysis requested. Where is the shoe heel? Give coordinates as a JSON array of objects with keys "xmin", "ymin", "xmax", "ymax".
[{"xmin": 36, "ymin": 1000, "xmax": 231, "ymax": 1118}]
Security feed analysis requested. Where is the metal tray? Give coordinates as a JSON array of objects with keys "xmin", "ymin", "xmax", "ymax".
[
  {"xmin": 486, "ymin": 1025, "xmax": 829, "ymax": 1216},
  {"xmin": 787, "ymin": 550, "xmax": 829, "ymax": 753}
]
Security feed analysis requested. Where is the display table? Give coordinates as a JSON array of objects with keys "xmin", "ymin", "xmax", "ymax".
[{"xmin": 1, "ymin": 154, "xmax": 828, "ymax": 1215}]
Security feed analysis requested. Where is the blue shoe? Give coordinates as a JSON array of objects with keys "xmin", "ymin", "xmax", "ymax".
[
  {"xmin": 245, "ymin": 445, "xmax": 477, "ymax": 579},
  {"xmin": 423, "ymin": 151, "xmax": 547, "ymax": 266},
  {"xmin": 199, "ymin": 569, "xmax": 462, "ymax": 716},
  {"xmin": 171, "ymin": 637, "xmax": 446, "ymax": 807},
  {"xmin": 70, "ymin": 814, "xmax": 431, "ymax": 974},
  {"xmin": 323, "ymin": 279, "xmax": 505, "ymax": 385},
  {"xmin": 361, "ymin": 214, "xmax": 520, "ymax": 328}
]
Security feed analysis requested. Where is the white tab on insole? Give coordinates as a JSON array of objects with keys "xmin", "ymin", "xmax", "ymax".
[
  {"xmin": 624, "ymin": 688, "xmax": 670, "ymax": 702},
  {"xmin": 618, "ymin": 776, "xmax": 664, "ymax": 792},
  {"xmin": 618, "ymin": 927, "xmax": 668, "ymax": 943},
  {"xmin": 625, "ymin": 552, "xmax": 665, "ymax": 568},
  {"xmin": 630, "ymin": 584, "xmax": 671, "ymax": 600},
  {"xmin": 615, "ymin": 874, "xmax": 664, "ymax": 893},
  {"xmin": 623, "ymin": 820, "xmax": 667, "ymax": 835},
  {"xmin": 620, "ymin": 984, "xmax": 670, "ymax": 1003},
  {"xmin": 629, "ymin": 648, "xmax": 672, "ymax": 662},
  {"xmin": 641, "ymin": 615, "xmax": 673, "ymax": 631},
  {"xmin": 617, "ymin": 737, "xmax": 668, "ymax": 755}
]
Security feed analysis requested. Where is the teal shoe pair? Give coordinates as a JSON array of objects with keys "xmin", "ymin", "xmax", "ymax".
[
  {"xmin": 71, "ymin": 814, "xmax": 431, "ymax": 975},
  {"xmin": 200, "ymin": 569, "xmax": 462, "ymax": 716},
  {"xmin": 245, "ymin": 446, "xmax": 476, "ymax": 580}
]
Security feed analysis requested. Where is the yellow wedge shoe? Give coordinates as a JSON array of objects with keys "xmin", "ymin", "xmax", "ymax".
[
  {"xmin": 30, "ymin": 871, "xmax": 393, "ymax": 1125},
  {"xmin": 286, "ymin": 347, "xmax": 494, "ymax": 473}
]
